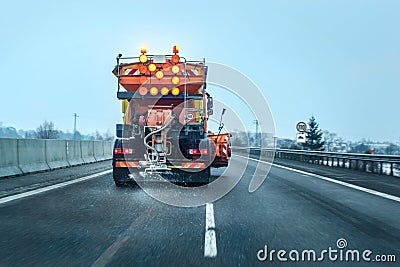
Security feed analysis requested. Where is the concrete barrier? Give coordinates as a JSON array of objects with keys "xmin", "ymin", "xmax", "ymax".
[
  {"xmin": 0, "ymin": 138, "xmax": 22, "ymax": 177},
  {"xmin": 0, "ymin": 138, "xmax": 113, "ymax": 178},
  {"xmin": 18, "ymin": 139, "xmax": 49, "ymax": 173},
  {"xmin": 93, "ymin": 141, "xmax": 106, "ymax": 161},
  {"xmin": 66, "ymin": 140, "xmax": 83, "ymax": 166},
  {"xmin": 81, "ymin": 141, "xmax": 96, "ymax": 163},
  {"xmin": 105, "ymin": 141, "xmax": 113, "ymax": 157},
  {"xmin": 46, "ymin": 140, "xmax": 69, "ymax": 169}
]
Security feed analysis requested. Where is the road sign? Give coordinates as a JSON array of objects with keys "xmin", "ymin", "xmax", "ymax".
[
  {"xmin": 296, "ymin": 122, "xmax": 307, "ymax": 133},
  {"xmin": 297, "ymin": 133, "xmax": 306, "ymax": 143}
]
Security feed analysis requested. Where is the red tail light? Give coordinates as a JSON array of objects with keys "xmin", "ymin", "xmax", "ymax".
[
  {"xmin": 187, "ymin": 148, "xmax": 200, "ymax": 155},
  {"xmin": 114, "ymin": 148, "xmax": 135, "ymax": 155},
  {"xmin": 187, "ymin": 148, "xmax": 208, "ymax": 155}
]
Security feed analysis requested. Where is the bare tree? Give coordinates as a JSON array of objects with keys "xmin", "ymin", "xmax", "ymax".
[{"xmin": 36, "ymin": 121, "xmax": 59, "ymax": 139}]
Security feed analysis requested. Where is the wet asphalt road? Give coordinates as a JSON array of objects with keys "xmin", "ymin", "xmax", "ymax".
[{"xmin": 0, "ymin": 155, "xmax": 399, "ymax": 266}]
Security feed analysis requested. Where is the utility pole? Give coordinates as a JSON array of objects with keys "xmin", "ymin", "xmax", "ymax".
[
  {"xmin": 73, "ymin": 113, "xmax": 79, "ymax": 140},
  {"xmin": 253, "ymin": 119, "xmax": 260, "ymax": 147}
]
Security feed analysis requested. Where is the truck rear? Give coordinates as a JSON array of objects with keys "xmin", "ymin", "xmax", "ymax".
[{"xmin": 112, "ymin": 46, "xmax": 230, "ymax": 186}]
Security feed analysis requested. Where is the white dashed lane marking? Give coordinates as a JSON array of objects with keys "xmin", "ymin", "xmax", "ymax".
[{"xmin": 204, "ymin": 203, "xmax": 217, "ymax": 258}]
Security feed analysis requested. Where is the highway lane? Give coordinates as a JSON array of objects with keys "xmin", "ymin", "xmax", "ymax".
[
  {"xmin": 216, "ymin": 157, "xmax": 400, "ymax": 266},
  {"xmin": 0, "ymin": 155, "xmax": 398, "ymax": 266}
]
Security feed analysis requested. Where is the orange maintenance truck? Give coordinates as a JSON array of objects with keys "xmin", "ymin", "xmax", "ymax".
[{"xmin": 112, "ymin": 46, "xmax": 230, "ymax": 186}]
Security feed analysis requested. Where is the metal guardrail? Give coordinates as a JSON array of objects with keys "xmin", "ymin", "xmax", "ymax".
[{"xmin": 234, "ymin": 147, "xmax": 400, "ymax": 177}]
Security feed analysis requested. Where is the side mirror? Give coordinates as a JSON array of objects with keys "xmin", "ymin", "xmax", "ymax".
[{"xmin": 116, "ymin": 124, "xmax": 133, "ymax": 138}]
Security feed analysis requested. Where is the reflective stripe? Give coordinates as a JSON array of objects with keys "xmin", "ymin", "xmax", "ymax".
[
  {"xmin": 181, "ymin": 162, "xmax": 206, "ymax": 168},
  {"xmin": 115, "ymin": 161, "xmax": 139, "ymax": 168},
  {"xmin": 115, "ymin": 161, "xmax": 205, "ymax": 169}
]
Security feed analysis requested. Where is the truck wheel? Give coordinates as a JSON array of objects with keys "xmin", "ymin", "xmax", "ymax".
[
  {"xmin": 113, "ymin": 167, "xmax": 137, "ymax": 187},
  {"xmin": 195, "ymin": 167, "xmax": 211, "ymax": 186},
  {"xmin": 115, "ymin": 181, "xmax": 125, "ymax": 187}
]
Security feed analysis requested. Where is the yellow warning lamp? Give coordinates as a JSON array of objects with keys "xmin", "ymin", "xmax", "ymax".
[
  {"xmin": 173, "ymin": 45, "xmax": 179, "ymax": 53},
  {"xmin": 171, "ymin": 65, "xmax": 180, "ymax": 74},
  {"xmin": 156, "ymin": 70, "xmax": 164, "ymax": 79},
  {"xmin": 161, "ymin": 87, "xmax": 169, "ymax": 95},
  {"xmin": 139, "ymin": 54, "xmax": 148, "ymax": 63},
  {"xmin": 149, "ymin": 87, "xmax": 158, "ymax": 96},
  {"xmin": 171, "ymin": 76, "xmax": 180, "ymax": 84},
  {"xmin": 138, "ymin": 86, "xmax": 148, "ymax": 96},
  {"xmin": 171, "ymin": 87, "xmax": 180, "ymax": 96},
  {"xmin": 139, "ymin": 46, "xmax": 148, "ymax": 63},
  {"xmin": 148, "ymin": 63, "xmax": 157, "ymax": 72}
]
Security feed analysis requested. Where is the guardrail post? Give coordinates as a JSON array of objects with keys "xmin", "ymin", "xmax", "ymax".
[{"xmin": 390, "ymin": 163, "xmax": 393, "ymax": 176}]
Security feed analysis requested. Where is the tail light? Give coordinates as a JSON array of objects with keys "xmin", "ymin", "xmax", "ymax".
[
  {"xmin": 187, "ymin": 148, "xmax": 208, "ymax": 155},
  {"xmin": 114, "ymin": 148, "xmax": 135, "ymax": 155}
]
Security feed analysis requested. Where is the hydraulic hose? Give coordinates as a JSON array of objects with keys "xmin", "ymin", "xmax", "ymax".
[{"xmin": 143, "ymin": 114, "xmax": 176, "ymax": 164}]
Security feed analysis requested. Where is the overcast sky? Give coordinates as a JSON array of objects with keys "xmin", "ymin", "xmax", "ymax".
[{"xmin": 0, "ymin": 0, "xmax": 399, "ymax": 141}]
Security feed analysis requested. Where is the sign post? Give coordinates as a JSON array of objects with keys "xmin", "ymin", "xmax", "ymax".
[{"xmin": 296, "ymin": 122, "xmax": 307, "ymax": 144}]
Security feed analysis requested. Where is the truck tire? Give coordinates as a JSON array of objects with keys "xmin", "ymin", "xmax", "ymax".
[
  {"xmin": 115, "ymin": 181, "xmax": 125, "ymax": 187},
  {"xmin": 113, "ymin": 167, "xmax": 137, "ymax": 187},
  {"xmin": 193, "ymin": 167, "xmax": 211, "ymax": 186}
]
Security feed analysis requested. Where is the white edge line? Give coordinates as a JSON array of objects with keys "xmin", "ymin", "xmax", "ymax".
[
  {"xmin": 204, "ymin": 203, "xmax": 217, "ymax": 258},
  {"xmin": 236, "ymin": 155, "xmax": 400, "ymax": 203},
  {"xmin": 0, "ymin": 169, "xmax": 112, "ymax": 205}
]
